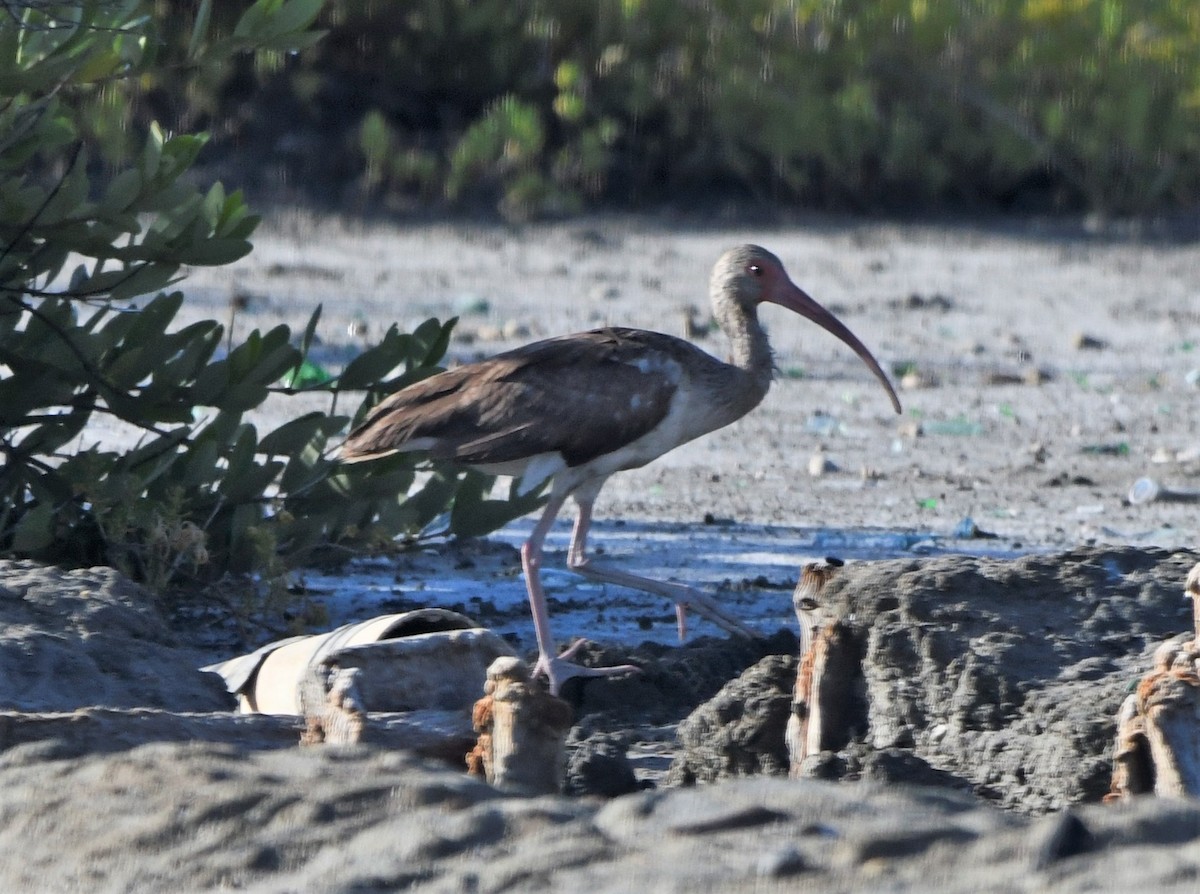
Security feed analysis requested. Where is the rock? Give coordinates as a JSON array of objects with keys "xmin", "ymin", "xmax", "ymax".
[
  {"xmin": 559, "ymin": 629, "xmax": 797, "ymax": 724},
  {"xmin": 666, "ymin": 654, "xmax": 796, "ymax": 785},
  {"xmin": 1072, "ymin": 332, "xmax": 1109, "ymax": 350},
  {"xmin": 1028, "ymin": 810, "xmax": 1094, "ymax": 869},
  {"xmin": 792, "ymin": 546, "xmax": 1199, "ymax": 812},
  {"xmin": 565, "ymin": 733, "xmax": 639, "ymax": 797},
  {"xmin": 0, "ymin": 560, "xmax": 230, "ymax": 712},
  {"xmin": 853, "ymin": 746, "xmax": 969, "ymax": 790}
]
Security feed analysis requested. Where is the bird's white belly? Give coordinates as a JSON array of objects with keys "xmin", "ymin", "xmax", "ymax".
[
  {"xmin": 473, "ymin": 452, "xmax": 567, "ymax": 495},
  {"xmin": 580, "ymin": 382, "xmax": 719, "ymax": 478}
]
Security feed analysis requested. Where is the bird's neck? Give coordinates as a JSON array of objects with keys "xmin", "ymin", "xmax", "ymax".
[{"xmin": 716, "ymin": 301, "xmax": 775, "ymax": 402}]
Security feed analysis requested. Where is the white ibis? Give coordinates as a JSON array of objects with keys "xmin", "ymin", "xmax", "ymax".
[{"xmin": 339, "ymin": 245, "xmax": 901, "ymax": 694}]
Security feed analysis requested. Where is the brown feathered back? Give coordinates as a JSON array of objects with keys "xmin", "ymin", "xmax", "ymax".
[{"xmin": 340, "ymin": 327, "xmax": 696, "ymax": 468}]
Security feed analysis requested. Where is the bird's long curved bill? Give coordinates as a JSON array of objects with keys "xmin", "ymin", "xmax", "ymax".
[{"xmin": 772, "ymin": 284, "xmax": 902, "ymax": 414}]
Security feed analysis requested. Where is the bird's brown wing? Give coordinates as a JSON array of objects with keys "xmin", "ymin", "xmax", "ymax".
[{"xmin": 340, "ymin": 328, "xmax": 683, "ymax": 467}]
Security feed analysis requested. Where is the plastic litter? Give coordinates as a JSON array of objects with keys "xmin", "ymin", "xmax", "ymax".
[
  {"xmin": 804, "ymin": 413, "xmax": 840, "ymax": 436},
  {"xmin": 284, "ymin": 358, "xmax": 333, "ymax": 388},
  {"xmin": 923, "ymin": 417, "xmax": 982, "ymax": 436},
  {"xmin": 952, "ymin": 516, "xmax": 999, "ymax": 539},
  {"xmin": 1128, "ymin": 478, "xmax": 1200, "ymax": 506}
]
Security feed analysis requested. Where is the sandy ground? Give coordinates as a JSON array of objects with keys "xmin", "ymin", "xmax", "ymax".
[{"xmin": 161, "ymin": 212, "xmax": 1199, "ymax": 557}]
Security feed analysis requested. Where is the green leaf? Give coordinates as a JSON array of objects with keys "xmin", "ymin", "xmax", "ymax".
[
  {"xmin": 38, "ymin": 148, "xmax": 91, "ymax": 224},
  {"xmin": 102, "ymin": 169, "xmax": 143, "ymax": 213},
  {"xmin": 106, "ymin": 263, "xmax": 182, "ymax": 302},
  {"xmin": 336, "ymin": 329, "xmax": 414, "ymax": 389},
  {"xmin": 258, "ymin": 412, "xmax": 338, "ymax": 456},
  {"xmin": 191, "ymin": 358, "xmax": 230, "ymax": 406},
  {"xmin": 10, "ymin": 501, "xmax": 55, "ymax": 553},
  {"xmin": 141, "ymin": 123, "xmax": 165, "ymax": 181},
  {"xmin": 151, "ymin": 321, "xmax": 223, "ymax": 385},
  {"xmin": 300, "ymin": 305, "xmax": 322, "ymax": 358},
  {"xmin": 224, "ymin": 503, "xmax": 264, "ymax": 566},
  {"xmin": 115, "ymin": 430, "xmax": 190, "ymax": 485},
  {"xmin": 400, "ymin": 470, "xmax": 462, "ymax": 534},
  {"xmin": 233, "ymin": 0, "xmax": 274, "ymax": 39},
  {"xmin": 178, "ymin": 237, "xmax": 253, "ymax": 266},
  {"xmin": 196, "ymin": 409, "xmax": 245, "ymax": 448},
  {"xmin": 178, "ymin": 437, "xmax": 222, "ymax": 489},
  {"xmin": 450, "ymin": 472, "xmax": 547, "ymax": 538},
  {"xmin": 320, "ymin": 452, "xmax": 416, "ymax": 502},
  {"xmin": 278, "ymin": 441, "xmax": 335, "ymax": 494},
  {"xmin": 187, "ymin": 0, "xmax": 214, "ymax": 59},
  {"xmin": 420, "ymin": 317, "xmax": 457, "ymax": 366},
  {"xmin": 269, "ymin": 0, "xmax": 327, "ymax": 37},
  {"xmin": 220, "ymin": 451, "xmax": 283, "ymax": 502},
  {"xmin": 17, "ymin": 412, "xmax": 90, "ymax": 457},
  {"xmin": 122, "ymin": 291, "xmax": 184, "ymax": 345}
]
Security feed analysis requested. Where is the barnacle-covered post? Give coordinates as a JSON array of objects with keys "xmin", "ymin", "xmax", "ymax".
[
  {"xmin": 467, "ymin": 657, "xmax": 573, "ymax": 794},
  {"xmin": 787, "ymin": 558, "xmax": 859, "ymax": 776},
  {"xmin": 300, "ymin": 665, "xmax": 367, "ymax": 746},
  {"xmin": 1107, "ymin": 562, "xmax": 1200, "ymax": 801}
]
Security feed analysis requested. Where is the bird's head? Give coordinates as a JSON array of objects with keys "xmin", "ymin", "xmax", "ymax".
[{"xmin": 711, "ymin": 244, "xmax": 902, "ymax": 414}]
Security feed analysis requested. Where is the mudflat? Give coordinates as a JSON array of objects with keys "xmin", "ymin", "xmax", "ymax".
[{"xmin": 171, "ymin": 213, "xmax": 1200, "ymax": 550}]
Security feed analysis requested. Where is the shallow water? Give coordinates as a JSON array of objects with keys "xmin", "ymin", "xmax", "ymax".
[{"xmin": 300, "ymin": 518, "xmax": 1033, "ymax": 651}]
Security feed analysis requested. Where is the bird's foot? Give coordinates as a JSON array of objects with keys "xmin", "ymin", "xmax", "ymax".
[
  {"xmin": 532, "ymin": 639, "xmax": 641, "ymax": 696},
  {"xmin": 671, "ymin": 587, "xmax": 759, "ymax": 642},
  {"xmin": 567, "ymin": 558, "xmax": 759, "ymax": 642}
]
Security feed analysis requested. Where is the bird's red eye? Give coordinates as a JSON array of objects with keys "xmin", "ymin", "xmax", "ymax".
[{"xmin": 748, "ymin": 264, "xmax": 763, "ymax": 277}]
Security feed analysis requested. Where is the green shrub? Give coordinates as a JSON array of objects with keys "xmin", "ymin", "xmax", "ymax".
[{"xmin": 0, "ymin": 2, "xmax": 541, "ymax": 623}]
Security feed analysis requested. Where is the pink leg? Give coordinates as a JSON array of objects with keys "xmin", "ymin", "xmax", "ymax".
[
  {"xmin": 521, "ymin": 487, "xmax": 639, "ymax": 696},
  {"xmin": 568, "ymin": 494, "xmax": 757, "ymax": 641}
]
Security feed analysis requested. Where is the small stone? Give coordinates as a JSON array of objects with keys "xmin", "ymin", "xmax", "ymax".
[
  {"xmin": 808, "ymin": 453, "xmax": 838, "ymax": 477},
  {"xmin": 983, "ymin": 370, "xmax": 1024, "ymax": 386},
  {"xmin": 1072, "ymin": 332, "xmax": 1108, "ymax": 350},
  {"xmin": 900, "ymin": 370, "xmax": 938, "ymax": 389},
  {"xmin": 501, "ymin": 319, "xmax": 530, "ymax": 340},
  {"xmin": 798, "ymin": 751, "xmax": 847, "ymax": 780},
  {"xmin": 666, "ymin": 803, "xmax": 789, "ymax": 835},
  {"xmin": 565, "ymin": 737, "xmax": 639, "ymax": 798},
  {"xmin": 475, "ymin": 324, "xmax": 503, "ymax": 341},
  {"xmin": 1029, "ymin": 811, "xmax": 1093, "ymax": 869},
  {"xmin": 841, "ymin": 826, "xmax": 975, "ymax": 865},
  {"xmin": 756, "ymin": 845, "xmax": 808, "ymax": 877}
]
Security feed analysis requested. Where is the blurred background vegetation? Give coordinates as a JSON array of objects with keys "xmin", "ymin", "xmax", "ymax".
[{"xmin": 118, "ymin": 0, "xmax": 1200, "ymax": 218}]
